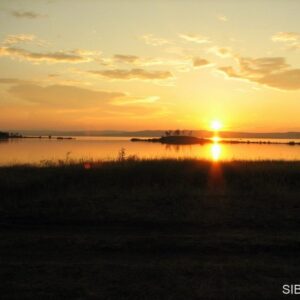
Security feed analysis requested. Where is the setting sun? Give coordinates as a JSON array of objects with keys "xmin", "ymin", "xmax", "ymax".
[{"xmin": 211, "ymin": 120, "xmax": 223, "ymax": 131}]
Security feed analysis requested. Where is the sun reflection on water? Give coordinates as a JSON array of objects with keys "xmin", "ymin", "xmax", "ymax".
[
  {"xmin": 211, "ymin": 143, "xmax": 221, "ymax": 161},
  {"xmin": 211, "ymin": 135, "xmax": 222, "ymax": 161}
]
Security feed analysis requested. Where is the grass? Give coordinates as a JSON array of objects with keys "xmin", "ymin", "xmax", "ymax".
[{"xmin": 1, "ymin": 159, "xmax": 300, "ymax": 299}]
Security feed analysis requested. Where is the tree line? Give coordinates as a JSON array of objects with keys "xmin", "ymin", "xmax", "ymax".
[{"xmin": 164, "ymin": 130, "xmax": 193, "ymax": 137}]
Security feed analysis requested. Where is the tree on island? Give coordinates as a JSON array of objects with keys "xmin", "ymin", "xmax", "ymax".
[
  {"xmin": 164, "ymin": 130, "xmax": 194, "ymax": 137},
  {"xmin": 164, "ymin": 130, "xmax": 172, "ymax": 137},
  {"xmin": 164, "ymin": 129, "xmax": 195, "ymax": 137}
]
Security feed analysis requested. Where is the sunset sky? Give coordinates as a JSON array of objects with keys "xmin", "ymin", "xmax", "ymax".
[{"xmin": 1, "ymin": 0, "xmax": 300, "ymax": 132}]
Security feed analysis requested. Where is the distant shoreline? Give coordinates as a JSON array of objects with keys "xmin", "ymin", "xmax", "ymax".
[
  {"xmin": 1, "ymin": 134, "xmax": 300, "ymax": 145},
  {"xmin": 131, "ymin": 135, "xmax": 300, "ymax": 146},
  {"xmin": 0, "ymin": 135, "xmax": 75, "ymax": 140},
  {"xmin": 5, "ymin": 129, "xmax": 300, "ymax": 140}
]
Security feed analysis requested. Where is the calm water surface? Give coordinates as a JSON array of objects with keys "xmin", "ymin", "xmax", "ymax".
[{"xmin": 0, "ymin": 136, "xmax": 300, "ymax": 165}]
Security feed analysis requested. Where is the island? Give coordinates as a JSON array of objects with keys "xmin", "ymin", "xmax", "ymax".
[
  {"xmin": 131, "ymin": 135, "xmax": 210, "ymax": 144},
  {"xmin": 131, "ymin": 131, "xmax": 300, "ymax": 146}
]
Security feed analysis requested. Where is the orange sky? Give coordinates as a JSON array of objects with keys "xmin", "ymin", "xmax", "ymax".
[{"xmin": 0, "ymin": 0, "xmax": 300, "ymax": 132}]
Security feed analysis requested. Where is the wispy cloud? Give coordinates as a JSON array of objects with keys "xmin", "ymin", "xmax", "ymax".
[
  {"xmin": 88, "ymin": 68, "xmax": 173, "ymax": 81},
  {"xmin": 271, "ymin": 32, "xmax": 300, "ymax": 50},
  {"xmin": 192, "ymin": 57, "xmax": 211, "ymax": 68},
  {"xmin": 110, "ymin": 96, "xmax": 160, "ymax": 106},
  {"xmin": 217, "ymin": 15, "xmax": 228, "ymax": 22},
  {"xmin": 178, "ymin": 33, "xmax": 210, "ymax": 44},
  {"xmin": 0, "ymin": 78, "xmax": 34, "ymax": 85},
  {"xmin": 113, "ymin": 54, "xmax": 140, "ymax": 64},
  {"xmin": 101, "ymin": 54, "xmax": 191, "ymax": 70},
  {"xmin": 209, "ymin": 46, "xmax": 233, "ymax": 58},
  {"xmin": 140, "ymin": 34, "xmax": 170, "ymax": 46},
  {"xmin": 3, "ymin": 34, "xmax": 36, "ymax": 46},
  {"xmin": 2, "ymin": 33, "xmax": 49, "ymax": 48},
  {"xmin": 219, "ymin": 56, "xmax": 300, "ymax": 90},
  {"xmin": 272, "ymin": 32, "xmax": 300, "ymax": 42},
  {"xmin": 10, "ymin": 10, "xmax": 45, "ymax": 19},
  {"xmin": 0, "ymin": 46, "xmax": 99, "ymax": 64}
]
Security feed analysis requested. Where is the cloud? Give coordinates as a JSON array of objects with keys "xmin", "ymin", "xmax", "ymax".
[
  {"xmin": 110, "ymin": 96, "xmax": 160, "ymax": 106},
  {"xmin": 3, "ymin": 34, "xmax": 36, "ymax": 45},
  {"xmin": 8, "ymin": 84, "xmax": 126, "ymax": 108},
  {"xmin": 0, "ymin": 79, "xmax": 170, "ymax": 124},
  {"xmin": 113, "ymin": 54, "xmax": 140, "ymax": 63},
  {"xmin": 209, "ymin": 46, "xmax": 233, "ymax": 57},
  {"xmin": 271, "ymin": 32, "xmax": 300, "ymax": 50},
  {"xmin": 88, "ymin": 68, "xmax": 173, "ymax": 81},
  {"xmin": 0, "ymin": 78, "xmax": 33, "ymax": 84},
  {"xmin": 48, "ymin": 74, "xmax": 59, "ymax": 78},
  {"xmin": 111, "ymin": 54, "xmax": 184, "ymax": 67},
  {"xmin": 0, "ymin": 46, "xmax": 97, "ymax": 63},
  {"xmin": 100, "ymin": 54, "xmax": 190, "ymax": 70},
  {"xmin": 219, "ymin": 56, "xmax": 300, "ymax": 90},
  {"xmin": 234, "ymin": 57, "xmax": 288, "ymax": 76},
  {"xmin": 142, "ymin": 57, "xmax": 189, "ymax": 68},
  {"xmin": 71, "ymin": 49, "xmax": 101, "ymax": 56},
  {"xmin": 217, "ymin": 15, "xmax": 228, "ymax": 22},
  {"xmin": 1, "ymin": 33, "xmax": 49, "ymax": 48},
  {"xmin": 192, "ymin": 57, "xmax": 210, "ymax": 68},
  {"xmin": 179, "ymin": 33, "xmax": 210, "ymax": 44},
  {"xmin": 272, "ymin": 32, "xmax": 300, "ymax": 42},
  {"xmin": 140, "ymin": 34, "xmax": 169, "ymax": 46},
  {"xmin": 10, "ymin": 10, "xmax": 45, "ymax": 19},
  {"xmin": 257, "ymin": 69, "xmax": 300, "ymax": 90}
]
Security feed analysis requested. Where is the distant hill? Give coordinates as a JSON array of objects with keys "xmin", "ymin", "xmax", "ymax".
[{"xmin": 9, "ymin": 129, "xmax": 300, "ymax": 139}]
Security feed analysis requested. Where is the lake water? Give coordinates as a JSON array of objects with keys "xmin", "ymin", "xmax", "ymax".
[{"xmin": 0, "ymin": 136, "xmax": 300, "ymax": 165}]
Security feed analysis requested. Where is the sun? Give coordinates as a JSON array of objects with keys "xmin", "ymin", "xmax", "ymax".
[{"xmin": 211, "ymin": 120, "xmax": 222, "ymax": 131}]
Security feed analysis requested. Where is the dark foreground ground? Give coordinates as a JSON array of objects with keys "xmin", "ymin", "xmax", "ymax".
[{"xmin": 1, "ymin": 159, "xmax": 300, "ymax": 299}]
